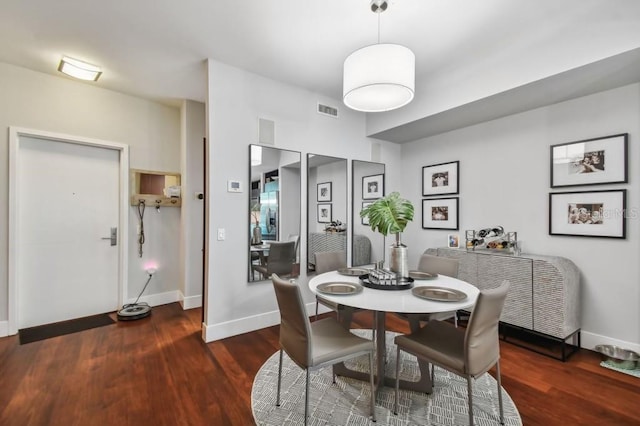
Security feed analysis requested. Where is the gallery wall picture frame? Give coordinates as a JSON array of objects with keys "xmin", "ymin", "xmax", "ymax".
[
  {"xmin": 317, "ymin": 182, "xmax": 332, "ymax": 202},
  {"xmin": 422, "ymin": 160, "xmax": 459, "ymax": 196},
  {"xmin": 317, "ymin": 203, "xmax": 332, "ymax": 223},
  {"xmin": 550, "ymin": 133, "xmax": 628, "ymax": 188},
  {"xmin": 361, "ymin": 201, "xmax": 374, "ymax": 225},
  {"xmin": 362, "ymin": 174, "xmax": 384, "ymax": 200},
  {"xmin": 422, "ymin": 197, "xmax": 459, "ymax": 230},
  {"xmin": 549, "ymin": 189, "xmax": 626, "ymax": 239}
]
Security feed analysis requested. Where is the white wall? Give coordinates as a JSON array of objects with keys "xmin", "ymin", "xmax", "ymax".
[
  {"xmin": 204, "ymin": 59, "xmax": 401, "ymax": 341},
  {"xmin": 401, "ymin": 83, "xmax": 640, "ymax": 351},
  {"xmin": 0, "ymin": 62, "xmax": 183, "ymax": 332}
]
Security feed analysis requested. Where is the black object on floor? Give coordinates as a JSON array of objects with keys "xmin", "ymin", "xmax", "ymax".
[{"xmin": 18, "ymin": 313, "xmax": 115, "ymax": 345}]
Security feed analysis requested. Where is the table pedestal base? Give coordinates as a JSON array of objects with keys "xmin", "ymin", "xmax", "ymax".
[{"xmin": 333, "ymin": 310, "xmax": 433, "ymax": 394}]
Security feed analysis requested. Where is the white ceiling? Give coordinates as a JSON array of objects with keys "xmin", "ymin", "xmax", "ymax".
[{"xmin": 1, "ymin": 1, "xmax": 639, "ymax": 142}]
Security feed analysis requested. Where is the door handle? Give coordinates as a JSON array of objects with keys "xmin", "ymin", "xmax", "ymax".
[{"xmin": 101, "ymin": 227, "xmax": 117, "ymax": 246}]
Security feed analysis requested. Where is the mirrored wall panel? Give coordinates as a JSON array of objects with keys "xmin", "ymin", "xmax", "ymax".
[
  {"xmin": 307, "ymin": 154, "xmax": 347, "ymax": 273},
  {"xmin": 352, "ymin": 160, "xmax": 386, "ymax": 267},
  {"xmin": 249, "ymin": 145, "xmax": 301, "ymax": 282}
]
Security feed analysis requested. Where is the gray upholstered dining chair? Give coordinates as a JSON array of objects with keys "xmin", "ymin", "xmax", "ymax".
[
  {"xmin": 396, "ymin": 253, "xmax": 461, "ymax": 329},
  {"xmin": 314, "ymin": 251, "xmax": 347, "ymax": 319},
  {"xmin": 271, "ymin": 274, "xmax": 376, "ymax": 425},
  {"xmin": 393, "ymin": 281, "xmax": 510, "ymax": 426},
  {"xmin": 417, "ymin": 254, "xmax": 460, "ymax": 325},
  {"xmin": 252, "ymin": 240, "xmax": 296, "ymax": 280}
]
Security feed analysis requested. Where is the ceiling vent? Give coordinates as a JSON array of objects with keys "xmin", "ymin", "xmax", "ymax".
[{"xmin": 317, "ymin": 103, "xmax": 339, "ymax": 118}]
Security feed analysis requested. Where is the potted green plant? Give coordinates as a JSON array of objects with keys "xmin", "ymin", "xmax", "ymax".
[{"xmin": 360, "ymin": 192, "xmax": 414, "ymax": 277}]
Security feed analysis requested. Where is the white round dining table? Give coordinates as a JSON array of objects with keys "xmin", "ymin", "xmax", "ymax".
[{"xmin": 308, "ymin": 269, "xmax": 479, "ymax": 393}]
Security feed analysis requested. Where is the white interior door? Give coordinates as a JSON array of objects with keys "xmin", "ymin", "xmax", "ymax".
[{"xmin": 17, "ymin": 136, "xmax": 120, "ymax": 328}]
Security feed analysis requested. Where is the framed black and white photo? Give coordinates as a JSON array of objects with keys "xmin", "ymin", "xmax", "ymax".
[
  {"xmin": 550, "ymin": 133, "xmax": 628, "ymax": 188},
  {"xmin": 361, "ymin": 201, "xmax": 374, "ymax": 226},
  {"xmin": 317, "ymin": 203, "xmax": 332, "ymax": 223},
  {"xmin": 549, "ymin": 189, "xmax": 626, "ymax": 238},
  {"xmin": 422, "ymin": 161, "xmax": 459, "ymax": 196},
  {"xmin": 317, "ymin": 182, "xmax": 332, "ymax": 202},
  {"xmin": 362, "ymin": 174, "xmax": 384, "ymax": 200},
  {"xmin": 422, "ymin": 197, "xmax": 459, "ymax": 230}
]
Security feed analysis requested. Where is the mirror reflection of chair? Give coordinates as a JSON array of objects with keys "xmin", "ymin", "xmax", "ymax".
[
  {"xmin": 397, "ymin": 254, "xmax": 460, "ymax": 330},
  {"xmin": 287, "ymin": 233, "xmax": 300, "ymax": 256},
  {"xmin": 252, "ymin": 241, "xmax": 296, "ymax": 280},
  {"xmin": 393, "ymin": 281, "xmax": 510, "ymax": 426},
  {"xmin": 271, "ymin": 274, "xmax": 376, "ymax": 425},
  {"xmin": 417, "ymin": 254, "xmax": 460, "ymax": 324},
  {"xmin": 249, "ymin": 236, "xmax": 263, "ymax": 280},
  {"xmin": 313, "ymin": 251, "xmax": 347, "ymax": 319}
]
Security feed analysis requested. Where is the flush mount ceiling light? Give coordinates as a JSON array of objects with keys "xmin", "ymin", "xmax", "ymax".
[
  {"xmin": 57, "ymin": 56, "xmax": 102, "ymax": 81},
  {"xmin": 343, "ymin": 0, "xmax": 415, "ymax": 113}
]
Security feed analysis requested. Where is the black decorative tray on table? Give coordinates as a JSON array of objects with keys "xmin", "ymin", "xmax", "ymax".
[{"xmin": 359, "ymin": 269, "xmax": 414, "ymax": 290}]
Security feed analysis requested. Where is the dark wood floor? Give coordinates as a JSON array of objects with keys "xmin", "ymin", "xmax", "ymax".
[{"xmin": 0, "ymin": 303, "xmax": 638, "ymax": 425}]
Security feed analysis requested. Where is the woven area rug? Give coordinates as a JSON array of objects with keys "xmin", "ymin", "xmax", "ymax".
[{"xmin": 252, "ymin": 330, "xmax": 522, "ymax": 425}]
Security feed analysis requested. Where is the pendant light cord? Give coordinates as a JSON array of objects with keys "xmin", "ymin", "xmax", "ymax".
[{"xmin": 137, "ymin": 200, "xmax": 146, "ymax": 257}]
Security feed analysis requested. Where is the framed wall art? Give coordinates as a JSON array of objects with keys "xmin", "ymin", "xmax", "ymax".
[
  {"xmin": 361, "ymin": 201, "xmax": 374, "ymax": 225},
  {"xmin": 317, "ymin": 182, "xmax": 332, "ymax": 202},
  {"xmin": 362, "ymin": 174, "xmax": 384, "ymax": 199},
  {"xmin": 549, "ymin": 189, "xmax": 626, "ymax": 238},
  {"xmin": 422, "ymin": 197, "xmax": 459, "ymax": 230},
  {"xmin": 422, "ymin": 160, "xmax": 459, "ymax": 196},
  {"xmin": 317, "ymin": 203, "xmax": 332, "ymax": 223},
  {"xmin": 550, "ymin": 133, "xmax": 628, "ymax": 188}
]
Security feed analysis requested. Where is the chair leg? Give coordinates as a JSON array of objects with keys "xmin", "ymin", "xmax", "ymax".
[
  {"xmin": 430, "ymin": 363, "xmax": 435, "ymax": 384},
  {"xmin": 305, "ymin": 368, "xmax": 310, "ymax": 426},
  {"xmin": 369, "ymin": 352, "xmax": 376, "ymax": 422},
  {"xmin": 315, "ymin": 298, "xmax": 319, "ymax": 320},
  {"xmin": 496, "ymin": 360, "xmax": 504, "ymax": 424},
  {"xmin": 394, "ymin": 346, "xmax": 400, "ymax": 415},
  {"xmin": 467, "ymin": 376, "xmax": 474, "ymax": 426},
  {"xmin": 276, "ymin": 349, "xmax": 283, "ymax": 407}
]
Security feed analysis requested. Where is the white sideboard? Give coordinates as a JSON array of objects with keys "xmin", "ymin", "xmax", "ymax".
[{"xmin": 425, "ymin": 248, "xmax": 581, "ymax": 346}]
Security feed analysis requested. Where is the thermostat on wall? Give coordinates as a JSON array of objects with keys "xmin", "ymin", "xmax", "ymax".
[{"xmin": 227, "ymin": 180, "xmax": 243, "ymax": 193}]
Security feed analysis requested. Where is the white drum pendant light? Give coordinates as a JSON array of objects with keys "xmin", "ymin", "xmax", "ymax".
[{"xmin": 343, "ymin": 1, "xmax": 415, "ymax": 112}]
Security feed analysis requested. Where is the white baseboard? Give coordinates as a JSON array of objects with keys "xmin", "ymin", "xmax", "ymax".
[
  {"xmin": 127, "ymin": 290, "xmax": 180, "ymax": 308},
  {"xmin": 203, "ymin": 310, "xmax": 281, "ymax": 342},
  {"xmin": 0, "ymin": 320, "xmax": 8, "ymax": 337},
  {"xmin": 203, "ymin": 302, "xmax": 317, "ymax": 342},
  {"xmin": 581, "ymin": 331, "xmax": 640, "ymax": 353},
  {"xmin": 179, "ymin": 292, "xmax": 202, "ymax": 310}
]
